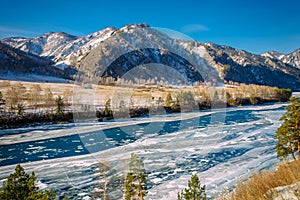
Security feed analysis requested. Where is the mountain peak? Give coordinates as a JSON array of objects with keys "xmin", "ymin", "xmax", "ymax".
[
  {"xmin": 86, "ymin": 26, "xmax": 116, "ymax": 38},
  {"xmin": 280, "ymin": 48, "xmax": 300, "ymax": 69},
  {"xmin": 261, "ymin": 50, "xmax": 284, "ymax": 60},
  {"xmin": 41, "ymin": 31, "xmax": 77, "ymax": 38},
  {"xmin": 0, "ymin": 25, "xmax": 299, "ymax": 90}
]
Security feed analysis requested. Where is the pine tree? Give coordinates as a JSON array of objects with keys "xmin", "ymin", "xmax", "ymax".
[
  {"xmin": 165, "ymin": 92, "xmax": 172, "ymax": 107},
  {"xmin": 124, "ymin": 153, "xmax": 147, "ymax": 200},
  {"xmin": 0, "ymin": 164, "xmax": 56, "ymax": 200},
  {"xmin": 104, "ymin": 99, "xmax": 112, "ymax": 116},
  {"xmin": 177, "ymin": 174, "xmax": 207, "ymax": 200},
  {"xmin": 275, "ymin": 96, "xmax": 300, "ymax": 160},
  {"xmin": 55, "ymin": 95, "xmax": 65, "ymax": 116},
  {"xmin": 176, "ymin": 91, "xmax": 196, "ymax": 112},
  {"xmin": 275, "ymin": 88, "xmax": 292, "ymax": 102},
  {"xmin": 177, "ymin": 91, "xmax": 195, "ymax": 106}
]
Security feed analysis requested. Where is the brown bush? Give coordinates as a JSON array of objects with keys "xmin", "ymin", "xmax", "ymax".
[{"xmin": 220, "ymin": 159, "xmax": 300, "ymax": 200}]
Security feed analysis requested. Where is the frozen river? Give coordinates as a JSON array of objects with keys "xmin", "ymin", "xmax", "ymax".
[{"xmin": 0, "ymin": 102, "xmax": 287, "ymax": 199}]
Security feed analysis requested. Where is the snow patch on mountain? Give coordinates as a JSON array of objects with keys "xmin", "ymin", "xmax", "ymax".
[
  {"xmin": 1, "ymin": 24, "xmax": 300, "ymax": 88},
  {"xmin": 261, "ymin": 49, "xmax": 300, "ymax": 69},
  {"xmin": 280, "ymin": 49, "xmax": 300, "ymax": 69}
]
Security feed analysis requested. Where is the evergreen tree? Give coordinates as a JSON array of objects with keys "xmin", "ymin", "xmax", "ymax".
[
  {"xmin": 177, "ymin": 91, "xmax": 195, "ymax": 106},
  {"xmin": 275, "ymin": 88, "xmax": 292, "ymax": 102},
  {"xmin": 124, "ymin": 153, "xmax": 147, "ymax": 200},
  {"xmin": 55, "ymin": 95, "xmax": 64, "ymax": 116},
  {"xmin": 104, "ymin": 99, "xmax": 112, "ymax": 116},
  {"xmin": 165, "ymin": 92, "xmax": 172, "ymax": 107},
  {"xmin": 275, "ymin": 96, "xmax": 300, "ymax": 160},
  {"xmin": 0, "ymin": 164, "xmax": 56, "ymax": 200},
  {"xmin": 249, "ymin": 94, "xmax": 258, "ymax": 105},
  {"xmin": 178, "ymin": 174, "xmax": 207, "ymax": 200},
  {"xmin": 176, "ymin": 91, "xmax": 196, "ymax": 112}
]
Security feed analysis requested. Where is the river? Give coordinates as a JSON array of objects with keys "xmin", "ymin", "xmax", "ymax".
[{"xmin": 0, "ymin": 102, "xmax": 288, "ymax": 199}]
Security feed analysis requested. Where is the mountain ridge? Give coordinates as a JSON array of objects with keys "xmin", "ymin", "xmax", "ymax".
[
  {"xmin": 1, "ymin": 24, "xmax": 300, "ymax": 90},
  {"xmin": 261, "ymin": 48, "xmax": 300, "ymax": 69},
  {"xmin": 0, "ymin": 41, "xmax": 72, "ymax": 80}
]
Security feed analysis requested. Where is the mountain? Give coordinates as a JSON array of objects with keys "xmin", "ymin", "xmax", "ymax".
[
  {"xmin": 261, "ymin": 49, "xmax": 300, "ymax": 69},
  {"xmin": 0, "ymin": 41, "xmax": 72, "ymax": 81},
  {"xmin": 1, "ymin": 32, "xmax": 77, "ymax": 58},
  {"xmin": 200, "ymin": 43, "xmax": 300, "ymax": 90},
  {"xmin": 1, "ymin": 28, "xmax": 116, "ymax": 70},
  {"xmin": 261, "ymin": 51, "xmax": 284, "ymax": 60},
  {"xmin": 1, "ymin": 24, "xmax": 300, "ymax": 90},
  {"xmin": 77, "ymin": 25, "xmax": 300, "ymax": 90},
  {"xmin": 78, "ymin": 24, "xmax": 220, "ymax": 85},
  {"xmin": 280, "ymin": 48, "xmax": 300, "ymax": 69}
]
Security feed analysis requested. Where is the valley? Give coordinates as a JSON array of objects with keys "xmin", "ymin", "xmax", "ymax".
[{"xmin": 0, "ymin": 23, "xmax": 299, "ymax": 200}]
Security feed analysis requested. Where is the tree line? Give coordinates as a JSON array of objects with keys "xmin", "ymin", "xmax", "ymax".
[
  {"xmin": 0, "ymin": 86, "xmax": 71, "ymax": 129},
  {"xmin": 0, "ymin": 80, "xmax": 293, "ymax": 128},
  {"xmin": 97, "ymin": 86, "xmax": 292, "ymax": 120}
]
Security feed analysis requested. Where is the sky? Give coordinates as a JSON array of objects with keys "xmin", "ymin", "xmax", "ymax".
[{"xmin": 0, "ymin": 0, "xmax": 300, "ymax": 54}]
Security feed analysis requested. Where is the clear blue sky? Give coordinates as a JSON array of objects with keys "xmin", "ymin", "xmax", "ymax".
[{"xmin": 1, "ymin": 0, "xmax": 300, "ymax": 54}]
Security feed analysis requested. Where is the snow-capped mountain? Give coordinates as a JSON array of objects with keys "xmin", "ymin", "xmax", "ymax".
[
  {"xmin": 261, "ymin": 51, "xmax": 284, "ymax": 60},
  {"xmin": 280, "ymin": 48, "xmax": 300, "ymax": 69},
  {"xmin": 1, "ymin": 32, "xmax": 78, "ymax": 58},
  {"xmin": 0, "ymin": 41, "xmax": 70, "ymax": 80},
  {"xmin": 77, "ymin": 25, "xmax": 300, "ymax": 90},
  {"xmin": 1, "ymin": 27, "xmax": 116, "ymax": 69},
  {"xmin": 1, "ymin": 24, "xmax": 300, "ymax": 90},
  {"xmin": 78, "ymin": 24, "xmax": 220, "ymax": 85},
  {"xmin": 261, "ymin": 49, "xmax": 300, "ymax": 69},
  {"xmin": 200, "ymin": 42, "xmax": 300, "ymax": 90}
]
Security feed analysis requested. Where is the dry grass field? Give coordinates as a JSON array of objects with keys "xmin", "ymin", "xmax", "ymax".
[
  {"xmin": 218, "ymin": 159, "xmax": 300, "ymax": 200},
  {"xmin": 0, "ymin": 80, "xmax": 290, "ymax": 113}
]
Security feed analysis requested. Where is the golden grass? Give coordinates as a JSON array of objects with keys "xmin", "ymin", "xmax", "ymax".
[
  {"xmin": 0, "ymin": 80, "xmax": 285, "ymax": 110},
  {"xmin": 221, "ymin": 159, "xmax": 300, "ymax": 200}
]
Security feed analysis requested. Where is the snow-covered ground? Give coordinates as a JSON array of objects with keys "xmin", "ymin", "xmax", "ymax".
[
  {"xmin": 0, "ymin": 102, "xmax": 287, "ymax": 199},
  {"xmin": 0, "ymin": 73, "xmax": 71, "ymax": 83}
]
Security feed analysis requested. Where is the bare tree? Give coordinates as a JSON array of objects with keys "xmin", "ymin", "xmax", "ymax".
[{"xmin": 29, "ymin": 84, "xmax": 42, "ymax": 111}]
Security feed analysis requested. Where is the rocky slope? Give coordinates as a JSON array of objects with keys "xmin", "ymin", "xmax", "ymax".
[
  {"xmin": 1, "ymin": 24, "xmax": 300, "ymax": 90},
  {"xmin": 1, "ymin": 28, "xmax": 116, "ymax": 69},
  {"xmin": 1, "ymin": 32, "xmax": 77, "ymax": 58},
  {"xmin": 200, "ymin": 42, "xmax": 300, "ymax": 90},
  {"xmin": 280, "ymin": 49, "xmax": 300, "ymax": 69},
  {"xmin": 77, "ymin": 24, "xmax": 220, "ymax": 85},
  {"xmin": 267, "ymin": 181, "xmax": 300, "ymax": 200},
  {"xmin": 262, "ymin": 49, "xmax": 300, "ymax": 69},
  {"xmin": 0, "ymin": 41, "xmax": 71, "ymax": 80}
]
